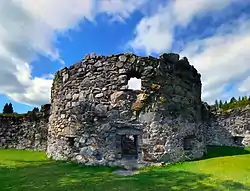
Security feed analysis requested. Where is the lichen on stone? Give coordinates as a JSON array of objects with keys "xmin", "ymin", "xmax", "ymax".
[
  {"xmin": 151, "ymin": 83, "xmax": 161, "ymax": 91},
  {"xmin": 159, "ymin": 96, "xmax": 167, "ymax": 103},
  {"xmin": 131, "ymin": 92, "xmax": 149, "ymax": 112}
]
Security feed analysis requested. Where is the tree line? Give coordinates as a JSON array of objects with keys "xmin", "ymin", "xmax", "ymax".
[
  {"xmin": 1, "ymin": 102, "xmax": 39, "ymax": 115},
  {"xmin": 2, "ymin": 103, "xmax": 14, "ymax": 114},
  {"xmin": 214, "ymin": 95, "xmax": 250, "ymax": 110}
]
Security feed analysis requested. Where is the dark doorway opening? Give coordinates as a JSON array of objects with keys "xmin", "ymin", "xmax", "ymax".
[
  {"xmin": 233, "ymin": 136, "xmax": 244, "ymax": 146},
  {"xmin": 66, "ymin": 136, "xmax": 75, "ymax": 147},
  {"xmin": 183, "ymin": 135, "xmax": 196, "ymax": 150},
  {"xmin": 121, "ymin": 135, "xmax": 138, "ymax": 159}
]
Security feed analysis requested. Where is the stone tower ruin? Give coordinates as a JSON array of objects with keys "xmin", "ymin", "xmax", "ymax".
[{"xmin": 47, "ymin": 53, "xmax": 206, "ymax": 167}]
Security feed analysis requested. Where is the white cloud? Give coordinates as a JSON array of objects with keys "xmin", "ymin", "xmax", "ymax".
[
  {"xmin": 128, "ymin": 5, "xmax": 174, "ymax": 54},
  {"xmin": 98, "ymin": 0, "xmax": 148, "ymax": 22},
  {"xmin": 239, "ymin": 77, "xmax": 250, "ymax": 94},
  {"xmin": 0, "ymin": 0, "xmax": 147, "ymax": 107},
  {"xmin": 129, "ymin": 0, "xmax": 239, "ymax": 53},
  {"xmin": 19, "ymin": 0, "xmax": 94, "ymax": 30},
  {"xmin": 0, "ymin": 0, "xmax": 97, "ymax": 106},
  {"xmin": 181, "ymin": 20, "xmax": 250, "ymax": 102},
  {"xmin": 128, "ymin": 0, "xmax": 250, "ymax": 103},
  {"xmin": 181, "ymin": 16, "xmax": 250, "ymax": 103},
  {"xmin": 172, "ymin": 0, "xmax": 238, "ymax": 26},
  {"xmin": 1, "ymin": 0, "xmax": 249, "ymax": 108}
]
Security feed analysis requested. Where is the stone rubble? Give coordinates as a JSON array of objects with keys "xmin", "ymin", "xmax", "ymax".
[{"xmin": 113, "ymin": 169, "xmax": 141, "ymax": 176}]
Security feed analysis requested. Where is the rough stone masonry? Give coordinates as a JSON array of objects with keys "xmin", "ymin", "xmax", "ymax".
[
  {"xmin": 0, "ymin": 52, "xmax": 249, "ymax": 169},
  {"xmin": 0, "ymin": 104, "xmax": 50, "ymax": 151},
  {"xmin": 47, "ymin": 52, "xmax": 206, "ymax": 167}
]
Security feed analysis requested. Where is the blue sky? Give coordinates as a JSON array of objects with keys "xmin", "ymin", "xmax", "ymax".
[{"xmin": 0, "ymin": 0, "xmax": 250, "ymax": 113}]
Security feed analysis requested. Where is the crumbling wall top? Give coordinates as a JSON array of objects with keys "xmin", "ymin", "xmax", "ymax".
[
  {"xmin": 51, "ymin": 52, "xmax": 201, "ymax": 99},
  {"xmin": 49, "ymin": 52, "xmax": 203, "ymax": 139}
]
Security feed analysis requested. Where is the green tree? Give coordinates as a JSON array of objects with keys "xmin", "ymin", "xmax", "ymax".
[
  {"xmin": 215, "ymin": 100, "xmax": 219, "ymax": 108},
  {"xmin": 238, "ymin": 96, "xmax": 241, "ymax": 101},
  {"xmin": 2, "ymin": 103, "xmax": 9, "ymax": 113},
  {"xmin": 32, "ymin": 107, "xmax": 39, "ymax": 113},
  {"xmin": 219, "ymin": 100, "xmax": 223, "ymax": 108},
  {"xmin": 8, "ymin": 103, "xmax": 14, "ymax": 113},
  {"xmin": 230, "ymin": 97, "xmax": 236, "ymax": 103},
  {"xmin": 242, "ymin": 96, "xmax": 248, "ymax": 101},
  {"xmin": 2, "ymin": 103, "xmax": 14, "ymax": 114}
]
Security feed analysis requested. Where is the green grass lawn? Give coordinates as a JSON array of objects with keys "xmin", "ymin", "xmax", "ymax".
[{"xmin": 0, "ymin": 146, "xmax": 250, "ymax": 191}]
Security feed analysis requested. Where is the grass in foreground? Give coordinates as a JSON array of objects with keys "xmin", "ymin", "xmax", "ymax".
[{"xmin": 0, "ymin": 147, "xmax": 250, "ymax": 191}]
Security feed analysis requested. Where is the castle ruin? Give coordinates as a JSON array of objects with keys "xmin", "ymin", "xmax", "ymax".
[{"xmin": 0, "ymin": 53, "xmax": 249, "ymax": 168}]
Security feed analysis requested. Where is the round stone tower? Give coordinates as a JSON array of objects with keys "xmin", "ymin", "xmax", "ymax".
[{"xmin": 47, "ymin": 53, "xmax": 206, "ymax": 167}]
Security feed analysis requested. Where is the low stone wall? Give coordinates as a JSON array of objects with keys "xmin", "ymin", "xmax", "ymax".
[
  {"xmin": 207, "ymin": 106, "xmax": 250, "ymax": 147},
  {"xmin": 0, "ymin": 104, "xmax": 50, "ymax": 151}
]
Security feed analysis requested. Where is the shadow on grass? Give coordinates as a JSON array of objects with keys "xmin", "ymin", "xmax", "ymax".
[
  {"xmin": 202, "ymin": 146, "xmax": 250, "ymax": 159},
  {"xmin": 0, "ymin": 161, "xmax": 249, "ymax": 191}
]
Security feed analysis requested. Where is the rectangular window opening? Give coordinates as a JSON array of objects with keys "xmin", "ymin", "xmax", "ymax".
[{"xmin": 128, "ymin": 78, "xmax": 141, "ymax": 90}]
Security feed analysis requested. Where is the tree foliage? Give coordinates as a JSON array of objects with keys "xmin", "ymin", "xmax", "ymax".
[
  {"xmin": 32, "ymin": 107, "xmax": 39, "ymax": 113},
  {"xmin": 214, "ymin": 95, "xmax": 250, "ymax": 111},
  {"xmin": 2, "ymin": 103, "xmax": 14, "ymax": 114}
]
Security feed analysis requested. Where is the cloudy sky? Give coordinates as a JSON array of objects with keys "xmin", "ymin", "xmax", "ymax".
[{"xmin": 0, "ymin": 0, "xmax": 250, "ymax": 113}]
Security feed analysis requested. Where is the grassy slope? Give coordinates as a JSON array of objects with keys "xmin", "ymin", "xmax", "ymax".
[{"xmin": 0, "ymin": 147, "xmax": 250, "ymax": 191}]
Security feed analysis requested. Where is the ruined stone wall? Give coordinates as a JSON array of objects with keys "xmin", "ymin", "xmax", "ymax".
[
  {"xmin": 2, "ymin": 52, "xmax": 249, "ymax": 168},
  {"xmin": 47, "ymin": 52, "xmax": 206, "ymax": 167},
  {"xmin": 0, "ymin": 104, "xmax": 50, "ymax": 151},
  {"xmin": 207, "ymin": 106, "xmax": 250, "ymax": 147}
]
